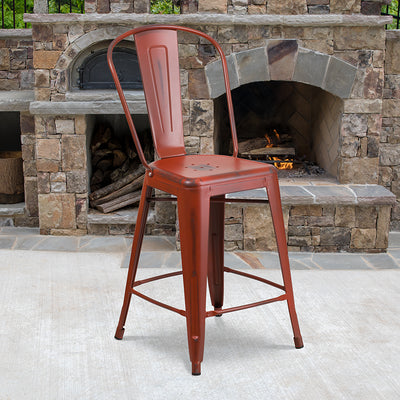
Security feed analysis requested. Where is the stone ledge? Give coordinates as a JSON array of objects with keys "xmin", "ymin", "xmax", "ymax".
[
  {"xmin": 0, "ymin": 91, "xmax": 34, "ymax": 112},
  {"xmin": 386, "ymin": 30, "xmax": 400, "ymax": 40},
  {"xmin": 88, "ymin": 208, "xmax": 155, "ymax": 225},
  {"xmin": 0, "ymin": 203, "xmax": 25, "ymax": 216},
  {"xmin": 227, "ymin": 184, "xmax": 396, "ymax": 206},
  {"xmin": 65, "ymin": 90, "xmax": 145, "ymax": 102},
  {"xmin": 29, "ymin": 99, "xmax": 147, "ymax": 115},
  {"xmin": 24, "ymin": 13, "xmax": 392, "ymax": 27},
  {"xmin": 0, "ymin": 29, "xmax": 32, "ymax": 39}
]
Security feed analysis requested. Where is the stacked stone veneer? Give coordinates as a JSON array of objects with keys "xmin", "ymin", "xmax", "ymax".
[
  {"xmin": 192, "ymin": 0, "xmax": 391, "ymax": 15},
  {"xmin": 0, "ymin": 31, "xmax": 33, "ymax": 91},
  {"xmin": 381, "ymin": 30, "xmax": 400, "ymax": 230},
  {"xmin": 0, "ymin": 30, "xmax": 37, "ymax": 226},
  {"xmin": 0, "ymin": 6, "xmax": 395, "ymax": 252},
  {"xmin": 223, "ymin": 185, "xmax": 395, "ymax": 252}
]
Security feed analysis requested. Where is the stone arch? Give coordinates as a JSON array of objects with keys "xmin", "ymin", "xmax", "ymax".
[{"xmin": 205, "ymin": 41, "xmax": 358, "ymax": 100}]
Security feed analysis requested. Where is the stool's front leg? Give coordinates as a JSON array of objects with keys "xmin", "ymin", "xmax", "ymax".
[
  {"xmin": 265, "ymin": 172, "xmax": 303, "ymax": 349},
  {"xmin": 177, "ymin": 188, "xmax": 210, "ymax": 375}
]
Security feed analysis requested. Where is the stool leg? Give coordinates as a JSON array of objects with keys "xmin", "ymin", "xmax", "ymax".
[
  {"xmin": 177, "ymin": 190, "xmax": 210, "ymax": 375},
  {"xmin": 265, "ymin": 173, "xmax": 304, "ymax": 349},
  {"xmin": 208, "ymin": 195, "xmax": 225, "ymax": 314},
  {"xmin": 115, "ymin": 182, "xmax": 153, "ymax": 340}
]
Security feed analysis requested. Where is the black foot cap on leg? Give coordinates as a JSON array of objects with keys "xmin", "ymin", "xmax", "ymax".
[
  {"xmin": 192, "ymin": 362, "xmax": 201, "ymax": 375},
  {"xmin": 115, "ymin": 327, "xmax": 125, "ymax": 340},
  {"xmin": 214, "ymin": 307, "xmax": 223, "ymax": 317},
  {"xmin": 294, "ymin": 336, "xmax": 304, "ymax": 349}
]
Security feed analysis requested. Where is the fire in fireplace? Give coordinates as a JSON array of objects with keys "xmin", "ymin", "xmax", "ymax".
[
  {"xmin": 237, "ymin": 126, "xmax": 295, "ymax": 170},
  {"xmin": 215, "ymin": 81, "xmax": 341, "ymax": 178}
]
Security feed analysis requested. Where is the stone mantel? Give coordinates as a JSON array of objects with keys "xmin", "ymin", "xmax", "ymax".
[
  {"xmin": 0, "ymin": 91, "xmax": 34, "ymax": 112},
  {"xmin": 0, "ymin": 29, "xmax": 33, "ymax": 39},
  {"xmin": 24, "ymin": 13, "xmax": 392, "ymax": 27},
  {"xmin": 29, "ymin": 90, "xmax": 147, "ymax": 115},
  {"xmin": 29, "ymin": 100, "xmax": 147, "ymax": 115}
]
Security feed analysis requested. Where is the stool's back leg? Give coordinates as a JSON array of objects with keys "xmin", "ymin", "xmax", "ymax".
[
  {"xmin": 208, "ymin": 195, "xmax": 225, "ymax": 314},
  {"xmin": 115, "ymin": 182, "xmax": 153, "ymax": 340}
]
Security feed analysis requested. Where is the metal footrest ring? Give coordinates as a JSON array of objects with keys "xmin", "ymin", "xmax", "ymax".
[{"xmin": 130, "ymin": 266, "xmax": 288, "ymax": 318}]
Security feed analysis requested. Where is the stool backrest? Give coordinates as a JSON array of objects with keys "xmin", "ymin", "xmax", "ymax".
[{"xmin": 107, "ymin": 25, "xmax": 238, "ymax": 172}]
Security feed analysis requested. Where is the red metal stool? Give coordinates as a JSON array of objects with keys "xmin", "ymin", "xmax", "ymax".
[{"xmin": 107, "ymin": 25, "xmax": 303, "ymax": 375}]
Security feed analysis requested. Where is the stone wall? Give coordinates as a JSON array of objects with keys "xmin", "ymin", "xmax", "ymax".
[
  {"xmin": 0, "ymin": 30, "xmax": 37, "ymax": 227},
  {"xmin": 35, "ymin": 115, "xmax": 89, "ymax": 234},
  {"xmin": 21, "ymin": 13, "xmax": 392, "ymax": 241},
  {"xmin": 0, "ymin": 31, "xmax": 33, "ymax": 91},
  {"xmin": 381, "ymin": 30, "xmax": 400, "ymax": 230},
  {"xmin": 221, "ymin": 184, "xmax": 395, "ymax": 252},
  {"xmin": 224, "ymin": 203, "xmax": 393, "ymax": 252},
  {"xmin": 194, "ymin": 0, "xmax": 391, "ymax": 15},
  {"xmin": 0, "ymin": 12, "xmax": 389, "ymax": 252},
  {"xmin": 20, "ymin": 112, "xmax": 39, "ymax": 226},
  {"xmin": 287, "ymin": 204, "xmax": 392, "ymax": 252},
  {"xmin": 73, "ymin": 0, "xmax": 392, "ymax": 15},
  {"xmin": 85, "ymin": 0, "xmax": 149, "ymax": 13}
]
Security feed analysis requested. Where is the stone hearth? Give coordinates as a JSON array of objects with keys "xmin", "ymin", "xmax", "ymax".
[{"xmin": 1, "ymin": 0, "xmax": 399, "ymax": 252}]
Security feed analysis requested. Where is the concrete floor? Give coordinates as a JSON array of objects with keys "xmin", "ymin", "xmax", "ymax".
[{"xmin": 1, "ymin": 229, "xmax": 400, "ymax": 399}]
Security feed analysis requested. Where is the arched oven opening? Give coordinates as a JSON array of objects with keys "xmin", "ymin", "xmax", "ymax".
[
  {"xmin": 71, "ymin": 40, "xmax": 143, "ymax": 90},
  {"xmin": 77, "ymin": 47, "xmax": 143, "ymax": 90}
]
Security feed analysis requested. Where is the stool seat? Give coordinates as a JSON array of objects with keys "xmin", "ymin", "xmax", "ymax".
[{"xmin": 151, "ymin": 154, "xmax": 274, "ymax": 189}]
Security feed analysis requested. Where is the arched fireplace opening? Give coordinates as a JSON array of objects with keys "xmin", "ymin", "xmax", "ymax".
[{"xmin": 214, "ymin": 81, "xmax": 343, "ymax": 179}]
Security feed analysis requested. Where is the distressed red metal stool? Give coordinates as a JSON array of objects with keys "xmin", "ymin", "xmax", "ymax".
[{"xmin": 107, "ymin": 25, "xmax": 303, "ymax": 375}]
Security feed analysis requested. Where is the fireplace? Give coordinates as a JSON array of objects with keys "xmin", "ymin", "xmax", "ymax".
[
  {"xmin": 17, "ymin": 6, "xmax": 398, "ymax": 252},
  {"xmin": 215, "ymin": 81, "xmax": 342, "ymax": 179}
]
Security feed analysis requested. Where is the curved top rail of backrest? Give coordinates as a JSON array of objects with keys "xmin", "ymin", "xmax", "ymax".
[{"xmin": 107, "ymin": 25, "xmax": 238, "ymax": 173}]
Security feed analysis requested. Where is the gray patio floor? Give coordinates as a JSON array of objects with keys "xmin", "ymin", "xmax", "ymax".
[{"xmin": 1, "ymin": 227, "xmax": 400, "ymax": 399}]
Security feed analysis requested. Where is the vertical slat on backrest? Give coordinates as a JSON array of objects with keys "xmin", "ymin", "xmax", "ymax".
[{"xmin": 135, "ymin": 29, "xmax": 186, "ymax": 159}]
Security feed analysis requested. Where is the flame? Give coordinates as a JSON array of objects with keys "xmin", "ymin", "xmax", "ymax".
[
  {"xmin": 272, "ymin": 157, "xmax": 294, "ymax": 170},
  {"xmin": 264, "ymin": 129, "xmax": 280, "ymax": 148},
  {"xmin": 265, "ymin": 135, "xmax": 274, "ymax": 148},
  {"xmin": 264, "ymin": 129, "xmax": 293, "ymax": 170}
]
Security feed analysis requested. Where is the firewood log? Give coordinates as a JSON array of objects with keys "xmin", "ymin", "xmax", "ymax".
[
  {"xmin": 90, "ymin": 169, "xmax": 104, "ymax": 186},
  {"xmin": 90, "ymin": 174, "xmax": 145, "ymax": 207},
  {"xmin": 94, "ymin": 190, "xmax": 142, "ymax": 213},
  {"xmin": 237, "ymin": 137, "xmax": 268, "ymax": 153},
  {"xmin": 92, "ymin": 149, "xmax": 113, "ymax": 167},
  {"xmin": 91, "ymin": 126, "xmax": 112, "ymax": 153},
  {"xmin": 112, "ymin": 149, "xmax": 128, "ymax": 168},
  {"xmin": 89, "ymin": 164, "xmax": 146, "ymax": 201}
]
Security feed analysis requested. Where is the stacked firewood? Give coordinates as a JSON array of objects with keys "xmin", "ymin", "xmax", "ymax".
[{"xmin": 89, "ymin": 124, "xmax": 152, "ymax": 213}]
